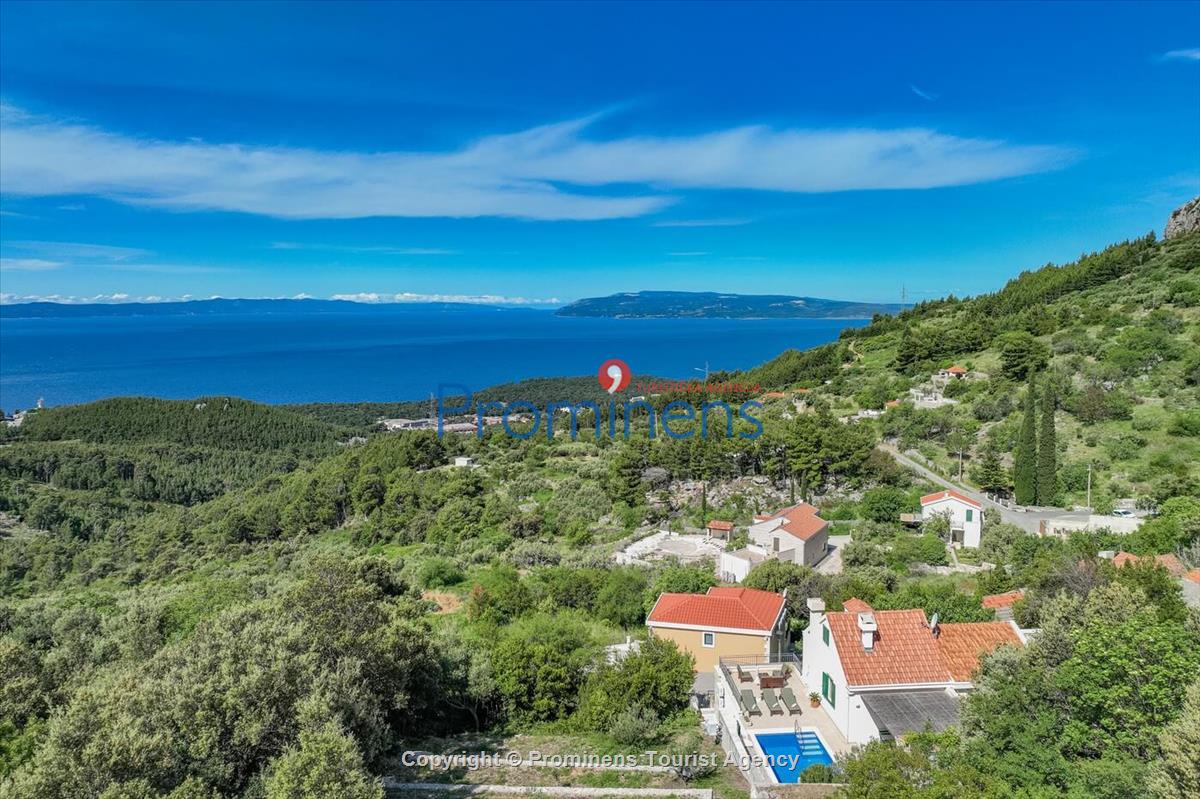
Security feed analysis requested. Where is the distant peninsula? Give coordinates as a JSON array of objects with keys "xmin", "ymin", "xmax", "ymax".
[
  {"xmin": 0, "ymin": 297, "xmax": 544, "ymax": 319},
  {"xmin": 555, "ymin": 290, "xmax": 906, "ymax": 319}
]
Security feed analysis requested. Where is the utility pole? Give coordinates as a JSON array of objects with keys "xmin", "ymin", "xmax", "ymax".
[{"xmin": 1086, "ymin": 463, "xmax": 1092, "ymax": 511}]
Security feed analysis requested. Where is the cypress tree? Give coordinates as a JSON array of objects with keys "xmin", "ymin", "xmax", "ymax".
[
  {"xmin": 1037, "ymin": 382, "xmax": 1058, "ymax": 505},
  {"xmin": 1013, "ymin": 380, "xmax": 1038, "ymax": 505}
]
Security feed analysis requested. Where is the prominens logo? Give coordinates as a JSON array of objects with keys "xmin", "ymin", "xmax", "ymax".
[
  {"xmin": 436, "ymin": 359, "xmax": 764, "ymax": 441},
  {"xmin": 598, "ymin": 358, "xmax": 631, "ymax": 394}
]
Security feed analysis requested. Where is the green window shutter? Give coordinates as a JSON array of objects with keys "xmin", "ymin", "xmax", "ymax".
[
  {"xmin": 966, "ymin": 509, "xmax": 973, "ymax": 522},
  {"xmin": 822, "ymin": 625, "xmax": 829, "ymax": 645}
]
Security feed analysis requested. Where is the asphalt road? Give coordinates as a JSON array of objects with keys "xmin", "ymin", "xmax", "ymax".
[{"xmin": 877, "ymin": 444, "xmax": 1090, "ymax": 534}]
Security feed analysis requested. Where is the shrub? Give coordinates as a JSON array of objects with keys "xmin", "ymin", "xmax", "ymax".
[
  {"xmin": 607, "ymin": 704, "xmax": 661, "ymax": 745},
  {"xmin": 417, "ymin": 557, "xmax": 464, "ymax": 589}
]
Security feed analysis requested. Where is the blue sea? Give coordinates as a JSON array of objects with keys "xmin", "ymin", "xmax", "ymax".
[{"xmin": 0, "ymin": 306, "xmax": 864, "ymax": 410}]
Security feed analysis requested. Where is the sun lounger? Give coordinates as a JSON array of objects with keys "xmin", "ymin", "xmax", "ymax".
[
  {"xmin": 762, "ymin": 688, "xmax": 785, "ymax": 716},
  {"xmin": 779, "ymin": 687, "xmax": 803, "ymax": 715},
  {"xmin": 736, "ymin": 664, "xmax": 753, "ymax": 682},
  {"xmin": 740, "ymin": 689, "xmax": 762, "ymax": 717}
]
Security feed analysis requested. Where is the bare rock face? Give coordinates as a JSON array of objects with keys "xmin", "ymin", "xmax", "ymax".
[{"xmin": 1165, "ymin": 196, "xmax": 1200, "ymax": 240}]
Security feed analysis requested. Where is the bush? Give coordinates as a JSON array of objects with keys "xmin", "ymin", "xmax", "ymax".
[
  {"xmin": 859, "ymin": 487, "xmax": 911, "ymax": 523},
  {"xmin": 417, "ymin": 557, "xmax": 464, "ymax": 589},
  {"xmin": 1168, "ymin": 410, "xmax": 1200, "ymax": 437},
  {"xmin": 607, "ymin": 704, "xmax": 661, "ymax": 745},
  {"xmin": 799, "ymin": 763, "xmax": 841, "ymax": 783}
]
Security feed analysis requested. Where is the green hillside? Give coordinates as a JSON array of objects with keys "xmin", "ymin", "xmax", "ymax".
[
  {"xmin": 16, "ymin": 396, "xmax": 353, "ymax": 451},
  {"xmin": 747, "ymin": 229, "xmax": 1200, "ymax": 508}
]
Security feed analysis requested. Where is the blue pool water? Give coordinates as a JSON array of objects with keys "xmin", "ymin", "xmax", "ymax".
[{"xmin": 754, "ymin": 731, "xmax": 833, "ymax": 783}]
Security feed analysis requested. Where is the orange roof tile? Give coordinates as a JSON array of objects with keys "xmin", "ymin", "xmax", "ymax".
[
  {"xmin": 1185, "ymin": 569, "xmax": 1200, "ymax": 585},
  {"xmin": 1112, "ymin": 552, "xmax": 1186, "ymax": 577},
  {"xmin": 935, "ymin": 622, "xmax": 1022, "ymax": 681},
  {"xmin": 756, "ymin": 502, "xmax": 827, "ymax": 541},
  {"xmin": 945, "ymin": 366, "xmax": 967, "ymax": 375},
  {"xmin": 826, "ymin": 609, "xmax": 1022, "ymax": 687},
  {"xmin": 826, "ymin": 609, "xmax": 949, "ymax": 687},
  {"xmin": 842, "ymin": 598, "xmax": 874, "ymax": 613},
  {"xmin": 706, "ymin": 520, "xmax": 735, "ymax": 531},
  {"xmin": 647, "ymin": 586, "xmax": 784, "ymax": 632},
  {"xmin": 920, "ymin": 489, "xmax": 982, "ymax": 509},
  {"xmin": 981, "ymin": 590, "xmax": 1025, "ymax": 609}
]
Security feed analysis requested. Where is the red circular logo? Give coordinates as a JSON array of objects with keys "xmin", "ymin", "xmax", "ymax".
[{"xmin": 598, "ymin": 358, "xmax": 631, "ymax": 394}]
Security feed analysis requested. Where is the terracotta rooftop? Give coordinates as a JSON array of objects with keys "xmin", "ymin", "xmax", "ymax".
[
  {"xmin": 647, "ymin": 586, "xmax": 784, "ymax": 632},
  {"xmin": 1112, "ymin": 552, "xmax": 1186, "ymax": 577},
  {"xmin": 981, "ymin": 590, "xmax": 1025, "ymax": 609},
  {"xmin": 945, "ymin": 366, "xmax": 967, "ymax": 374},
  {"xmin": 825, "ymin": 607, "xmax": 1021, "ymax": 687},
  {"xmin": 1186, "ymin": 569, "xmax": 1200, "ymax": 585},
  {"xmin": 842, "ymin": 597, "xmax": 874, "ymax": 614},
  {"xmin": 935, "ymin": 622, "xmax": 1022, "ymax": 681},
  {"xmin": 920, "ymin": 489, "xmax": 982, "ymax": 509},
  {"xmin": 753, "ymin": 502, "xmax": 827, "ymax": 541},
  {"xmin": 706, "ymin": 520, "xmax": 735, "ymax": 531}
]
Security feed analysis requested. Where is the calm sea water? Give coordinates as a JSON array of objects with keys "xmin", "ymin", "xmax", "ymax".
[{"xmin": 0, "ymin": 306, "xmax": 864, "ymax": 409}]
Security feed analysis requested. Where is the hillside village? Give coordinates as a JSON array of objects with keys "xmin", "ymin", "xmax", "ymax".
[{"xmin": 1, "ymin": 206, "xmax": 1198, "ymax": 799}]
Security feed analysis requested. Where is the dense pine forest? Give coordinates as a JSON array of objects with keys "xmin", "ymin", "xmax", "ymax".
[{"xmin": 1, "ymin": 227, "xmax": 1198, "ymax": 799}]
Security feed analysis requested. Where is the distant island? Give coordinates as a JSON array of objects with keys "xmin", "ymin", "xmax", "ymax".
[
  {"xmin": 555, "ymin": 290, "xmax": 906, "ymax": 319},
  {"xmin": 0, "ymin": 297, "xmax": 544, "ymax": 319}
]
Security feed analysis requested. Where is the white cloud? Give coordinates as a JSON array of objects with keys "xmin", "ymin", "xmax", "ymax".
[
  {"xmin": 652, "ymin": 217, "xmax": 753, "ymax": 227},
  {"xmin": 909, "ymin": 84, "xmax": 939, "ymax": 102},
  {"xmin": 330, "ymin": 292, "xmax": 560, "ymax": 305},
  {"xmin": 0, "ymin": 257, "xmax": 63, "ymax": 271},
  {"xmin": 4, "ymin": 240, "xmax": 149, "ymax": 261},
  {"xmin": 270, "ymin": 241, "xmax": 457, "ymax": 255},
  {"xmin": 0, "ymin": 104, "xmax": 1074, "ymax": 221},
  {"xmin": 1159, "ymin": 48, "xmax": 1200, "ymax": 62}
]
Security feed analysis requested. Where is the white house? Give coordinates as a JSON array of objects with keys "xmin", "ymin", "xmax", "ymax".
[
  {"xmin": 452, "ymin": 456, "xmax": 476, "ymax": 468},
  {"xmin": 921, "ymin": 490, "xmax": 982, "ymax": 548},
  {"xmin": 801, "ymin": 597, "xmax": 1023, "ymax": 744},
  {"xmin": 748, "ymin": 502, "xmax": 829, "ymax": 567},
  {"xmin": 717, "ymin": 545, "xmax": 769, "ymax": 583}
]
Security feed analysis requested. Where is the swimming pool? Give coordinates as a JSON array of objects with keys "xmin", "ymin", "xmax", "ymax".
[{"xmin": 754, "ymin": 731, "xmax": 834, "ymax": 783}]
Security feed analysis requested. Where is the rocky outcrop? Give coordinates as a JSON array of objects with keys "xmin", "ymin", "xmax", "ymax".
[{"xmin": 1165, "ymin": 196, "xmax": 1200, "ymax": 240}]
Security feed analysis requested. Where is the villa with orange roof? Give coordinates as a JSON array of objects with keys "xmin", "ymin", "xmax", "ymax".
[
  {"xmin": 646, "ymin": 586, "xmax": 789, "ymax": 672},
  {"xmin": 921, "ymin": 489, "xmax": 983, "ymax": 548},
  {"xmin": 801, "ymin": 597, "xmax": 1023, "ymax": 744},
  {"xmin": 748, "ymin": 501, "xmax": 829, "ymax": 567},
  {"xmin": 1110, "ymin": 552, "xmax": 1200, "ymax": 608}
]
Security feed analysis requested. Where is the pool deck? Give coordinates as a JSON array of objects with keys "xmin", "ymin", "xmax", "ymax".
[{"xmin": 720, "ymin": 661, "xmax": 851, "ymax": 757}]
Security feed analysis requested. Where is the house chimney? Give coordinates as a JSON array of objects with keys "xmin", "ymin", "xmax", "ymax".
[
  {"xmin": 857, "ymin": 612, "xmax": 878, "ymax": 651},
  {"xmin": 806, "ymin": 597, "xmax": 825, "ymax": 629},
  {"xmin": 929, "ymin": 612, "xmax": 941, "ymax": 639}
]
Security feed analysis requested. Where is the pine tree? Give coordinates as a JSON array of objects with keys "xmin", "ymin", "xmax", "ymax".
[
  {"xmin": 1037, "ymin": 382, "xmax": 1058, "ymax": 505},
  {"xmin": 1013, "ymin": 380, "xmax": 1038, "ymax": 505}
]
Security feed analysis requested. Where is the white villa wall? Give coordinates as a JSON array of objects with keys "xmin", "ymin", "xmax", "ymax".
[
  {"xmin": 718, "ymin": 552, "xmax": 752, "ymax": 583},
  {"xmin": 801, "ymin": 614, "xmax": 861, "ymax": 742}
]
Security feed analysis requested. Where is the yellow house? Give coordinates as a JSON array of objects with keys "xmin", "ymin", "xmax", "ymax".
[{"xmin": 645, "ymin": 586, "xmax": 789, "ymax": 672}]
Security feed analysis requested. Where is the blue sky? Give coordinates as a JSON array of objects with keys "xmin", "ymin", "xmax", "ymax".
[{"xmin": 0, "ymin": 0, "xmax": 1197, "ymax": 305}]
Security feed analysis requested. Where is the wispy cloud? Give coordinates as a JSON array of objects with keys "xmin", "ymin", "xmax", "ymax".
[
  {"xmin": 5, "ymin": 240, "xmax": 149, "ymax": 261},
  {"xmin": 0, "ymin": 257, "xmax": 63, "ymax": 271},
  {"xmin": 330, "ymin": 292, "xmax": 560, "ymax": 305},
  {"xmin": 1158, "ymin": 48, "xmax": 1200, "ymax": 62},
  {"xmin": 651, "ymin": 217, "xmax": 753, "ymax": 228},
  {"xmin": 270, "ymin": 241, "xmax": 457, "ymax": 255},
  {"xmin": 0, "ymin": 104, "xmax": 1075, "ymax": 221},
  {"xmin": 909, "ymin": 84, "xmax": 939, "ymax": 102}
]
